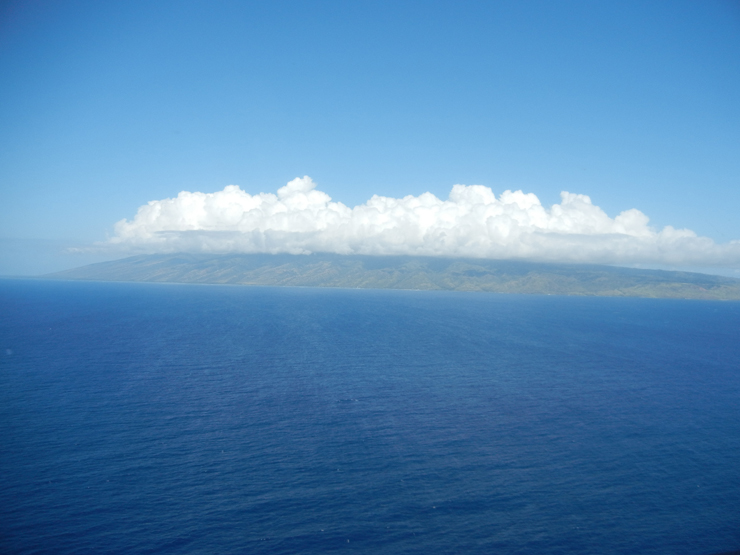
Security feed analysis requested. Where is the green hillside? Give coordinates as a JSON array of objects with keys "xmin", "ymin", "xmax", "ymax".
[{"xmin": 44, "ymin": 253, "xmax": 740, "ymax": 300}]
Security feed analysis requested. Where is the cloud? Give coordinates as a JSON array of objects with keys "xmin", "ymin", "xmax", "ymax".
[{"xmin": 107, "ymin": 176, "xmax": 740, "ymax": 267}]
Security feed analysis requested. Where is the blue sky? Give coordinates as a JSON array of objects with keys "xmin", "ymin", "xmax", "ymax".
[{"xmin": 1, "ymin": 0, "xmax": 739, "ymax": 275}]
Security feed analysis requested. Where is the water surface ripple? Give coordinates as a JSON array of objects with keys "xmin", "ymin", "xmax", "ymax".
[{"xmin": 1, "ymin": 280, "xmax": 739, "ymax": 554}]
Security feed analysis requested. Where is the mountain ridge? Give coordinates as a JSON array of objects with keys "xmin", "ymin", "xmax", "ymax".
[{"xmin": 43, "ymin": 253, "xmax": 740, "ymax": 300}]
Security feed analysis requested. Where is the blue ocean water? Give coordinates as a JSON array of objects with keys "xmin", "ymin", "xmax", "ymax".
[{"xmin": 1, "ymin": 279, "xmax": 739, "ymax": 555}]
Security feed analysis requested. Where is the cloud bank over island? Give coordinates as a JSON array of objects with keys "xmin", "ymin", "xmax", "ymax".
[{"xmin": 108, "ymin": 176, "xmax": 740, "ymax": 267}]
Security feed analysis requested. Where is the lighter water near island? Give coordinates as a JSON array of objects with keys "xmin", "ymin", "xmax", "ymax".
[{"xmin": 1, "ymin": 279, "xmax": 739, "ymax": 555}]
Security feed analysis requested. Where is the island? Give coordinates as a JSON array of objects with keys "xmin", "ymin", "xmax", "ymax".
[{"xmin": 42, "ymin": 253, "xmax": 740, "ymax": 300}]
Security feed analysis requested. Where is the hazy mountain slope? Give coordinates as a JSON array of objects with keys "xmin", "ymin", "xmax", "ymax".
[{"xmin": 46, "ymin": 253, "xmax": 740, "ymax": 300}]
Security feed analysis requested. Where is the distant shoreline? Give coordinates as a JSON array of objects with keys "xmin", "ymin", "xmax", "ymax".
[{"xmin": 40, "ymin": 253, "xmax": 740, "ymax": 301}]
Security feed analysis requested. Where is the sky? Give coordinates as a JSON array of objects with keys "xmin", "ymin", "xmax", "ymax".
[{"xmin": 1, "ymin": 0, "xmax": 739, "ymax": 275}]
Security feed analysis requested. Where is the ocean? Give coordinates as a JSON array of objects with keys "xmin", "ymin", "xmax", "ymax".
[{"xmin": 1, "ymin": 279, "xmax": 739, "ymax": 555}]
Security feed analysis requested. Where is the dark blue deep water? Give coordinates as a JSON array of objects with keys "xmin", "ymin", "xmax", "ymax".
[{"xmin": 1, "ymin": 279, "xmax": 739, "ymax": 555}]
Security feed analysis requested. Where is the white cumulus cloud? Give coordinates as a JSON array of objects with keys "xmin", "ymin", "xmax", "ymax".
[{"xmin": 107, "ymin": 176, "xmax": 740, "ymax": 267}]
